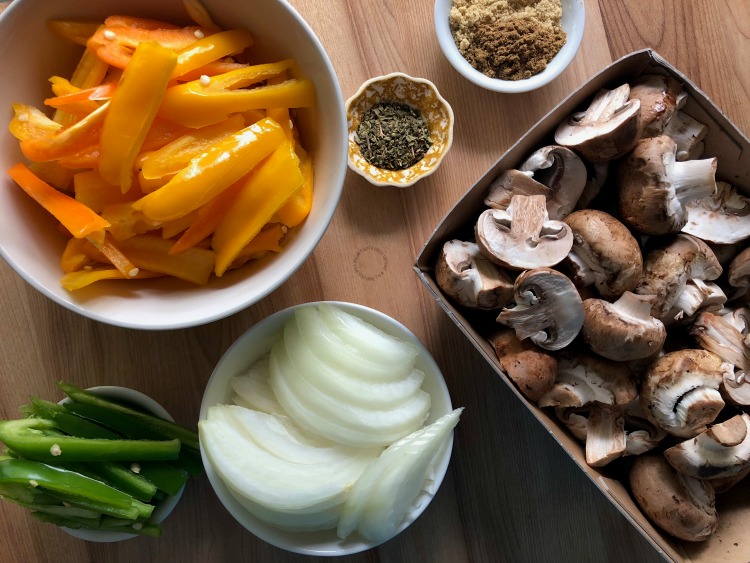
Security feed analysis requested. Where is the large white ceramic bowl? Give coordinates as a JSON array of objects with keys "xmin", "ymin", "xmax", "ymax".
[
  {"xmin": 58, "ymin": 386, "xmax": 185, "ymax": 542},
  {"xmin": 200, "ymin": 302, "xmax": 456, "ymax": 556},
  {"xmin": 434, "ymin": 0, "xmax": 585, "ymax": 93},
  {"xmin": 0, "ymin": 0, "xmax": 347, "ymax": 330}
]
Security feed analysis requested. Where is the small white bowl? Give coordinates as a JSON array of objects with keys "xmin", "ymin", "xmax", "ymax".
[
  {"xmin": 58, "ymin": 386, "xmax": 185, "ymax": 543},
  {"xmin": 434, "ymin": 0, "xmax": 586, "ymax": 93},
  {"xmin": 200, "ymin": 302, "xmax": 455, "ymax": 556},
  {"xmin": 0, "ymin": 0, "xmax": 347, "ymax": 330}
]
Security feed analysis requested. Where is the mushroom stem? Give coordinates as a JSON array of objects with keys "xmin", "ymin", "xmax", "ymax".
[
  {"xmin": 670, "ymin": 157, "xmax": 717, "ymax": 204},
  {"xmin": 675, "ymin": 387, "xmax": 726, "ymax": 434},
  {"xmin": 611, "ymin": 291, "xmax": 654, "ymax": 321},
  {"xmin": 586, "ymin": 405, "xmax": 626, "ymax": 467},
  {"xmin": 579, "ymin": 85, "xmax": 630, "ymax": 125}
]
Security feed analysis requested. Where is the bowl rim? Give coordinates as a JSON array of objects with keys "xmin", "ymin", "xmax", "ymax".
[
  {"xmin": 57, "ymin": 385, "xmax": 185, "ymax": 543},
  {"xmin": 433, "ymin": 0, "xmax": 586, "ymax": 93},
  {"xmin": 345, "ymin": 72, "xmax": 455, "ymax": 188},
  {"xmin": 199, "ymin": 300, "xmax": 456, "ymax": 556}
]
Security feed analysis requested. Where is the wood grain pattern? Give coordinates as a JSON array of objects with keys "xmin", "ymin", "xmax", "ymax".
[{"xmin": 0, "ymin": 0, "xmax": 748, "ymax": 561}]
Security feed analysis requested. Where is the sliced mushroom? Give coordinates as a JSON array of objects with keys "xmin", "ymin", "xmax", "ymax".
[
  {"xmin": 618, "ymin": 136, "xmax": 718, "ymax": 235},
  {"xmin": 661, "ymin": 110, "xmax": 708, "ymax": 161},
  {"xmin": 628, "ymin": 74, "xmax": 685, "ymax": 138},
  {"xmin": 554, "ymin": 406, "xmax": 589, "ymax": 441},
  {"xmin": 484, "ymin": 169, "xmax": 551, "ymax": 211},
  {"xmin": 581, "ymin": 292, "xmax": 666, "ymax": 361},
  {"xmin": 554, "ymin": 84, "xmax": 641, "ymax": 162},
  {"xmin": 682, "ymin": 182, "xmax": 750, "ymax": 244},
  {"xmin": 663, "ymin": 279, "xmax": 727, "ymax": 326},
  {"xmin": 488, "ymin": 329, "xmax": 557, "ymax": 401},
  {"xmin": 634, "ymin": 234, "xmax": 722, "ymax": 320},
  {"xmin": 497, "ymin": 268, "xmax": 583, "ymax": 351},
  {"xmin": 475, "ymin": 195, "xmax": 573, "ymax": 271},
  {"xmin": 664, "ymin": 414, "xmax": 750, "ymax": 480},
  {"xmin": 435, "ymin": 240, "xmax": 514, "ymax": 309},
  {"xmin": 728, "ymin": 246, "xmax": 750, "ymax": 290},
  {"xmin": 623, "ymin": 400, "xmax": 668, "ymax": 456},
  {"xmin": 640, "ymin": 349, "xmax": 731, "ymax": 438},
  {"xmin": 518, "ymin": 146, "xmax": 587, "ymax": 220},
  {"xmin": 586, "ymin": 406, "xmax": 626, "ymax": 467},
  {"xmin": 629, "ymin": 454, "xmax": 718, "ymax": 542},
  {"xmin": 562, "ymin": 209, "xmax": 643, "ymax": 299}
]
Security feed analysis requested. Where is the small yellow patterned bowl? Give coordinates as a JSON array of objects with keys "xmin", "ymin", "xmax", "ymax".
[{"xmin": 345, "ymin": 72, "xmax": 454, "ymax": 188}]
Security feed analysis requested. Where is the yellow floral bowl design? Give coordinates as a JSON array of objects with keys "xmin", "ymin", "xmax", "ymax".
[{"xmin": 345, "ymin": 73, "xmax": 454, "ymax": 188}]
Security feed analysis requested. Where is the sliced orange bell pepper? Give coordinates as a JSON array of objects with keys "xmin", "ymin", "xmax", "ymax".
[
  {"xmin": 60, "ymin": 237, "xmax": 95, "ymax": 273},
  {"xmin": 228, "ymin": 223, "xmax": 286, "ymax": 270},
  {"xmin": 274, "ymin": 149, "xmax": 313, "ymax": 228},
  {"xmin": 99, "ymin": 41, "xmax": 177, "ymax": 193},
  {"xmin": 7, "ymin": 163, "xmax": 110, "ymax": 239},
  {"xmin": 46, "ymin": 82, "xmax": 116, "ymax": 109},
  {"xmin": 140, "ymin": 114, "xmax": 244, "ymax": 180},
  {"xmin": 116, "ymin": 234, "xmax": 215, "ymax": 285},
  {"xmin": 183, "ymin": 0, "xmax": 222, "ymax": 33},
  {"xmin": 48, "ymin": 20, "xmax": 102, "ymax": 46},
  {"xmin": 61, "ymin": 267, "xmax": 163, "ymax": 291},
  {"xmin": 9, "ymin": 103, "xmax": 63, "ymax": 142},
  {"xmin": 160, "ymin": 210, "xmax": 199, "ymax": 239},
  {"xmin": 86, "ymin": 233, "xmax": 138, "ymax": 277},
  {"xmin": 172, "ymin": 29, "xmax": 253, "ymax": 79},
  {"xmin": 132, "ymin": 117, "xmax": 285, "ymax": 222},
  {"xmin": 73, "ymin": 170, "xmax": 134, "ymax": 213},
  {"xmin": 20, "ymin": 101, "xmax": 109, "ymax": 163},
  {"xmin": 58, "ymin": 146, "xmax": 100, "ymax": 170},
  {"xmin": 175, "ymin": 61, "xmax": 247, "ymax": 82},
  {"xmin": 100, "ymin": 203, "xmax": 154, "ymax": 241},
  {"xmin": 212, "ymin": 141, "xmax": 304, "ymax": 276},
  {"xmin": 168, "ymin": 179, "xmax": 243, "ymax": 255}
]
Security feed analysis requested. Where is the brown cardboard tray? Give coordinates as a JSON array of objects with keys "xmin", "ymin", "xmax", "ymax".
[{"xmin": 415, "ymin": 49, "xmax": 750, "ymax": 563}]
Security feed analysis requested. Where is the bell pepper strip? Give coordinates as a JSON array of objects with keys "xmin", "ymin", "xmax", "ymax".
[
  {"xmin": 183, "ymin": 0, "xmax": 223, "ymax": 33},
  {"xmin": 73, "ymin": 170, "xmax": 134, "ymax": 213},
  {"xmin": 47, "ymin": 78, "xmax": 102, "ymax": 119},
  {"xmin": 139, "ymin": 118, "xmax": 191, "ymax": 153},
  {"xmin": 69, "ymin": 47, "xmax": 110, "ymax": 90},
  {"xmin": 172, "ymin": 29, "xmax": 253, "ymax": 79},
  {"xmin": 46, "ymin": 82, "xmax": 116, "ymax": 109},
  {"xmin": 64, "ymin": 461, "xmax": 157, "ymax": 502},
  {"xmin": 137, "ymin": 171, "xmax": 175, "ymax": 194},
  {"xmin": 0, "ymin": 457, "xmax": 141, "ymax": 510},
  {"xmin": 85, "ymin": 233, "xmax": 138, "ymax": 277},
  {"xmin": 20, "ymin": 101, "xmax": 109, "ymax": 162},
  {"xmin": 60, "ymin": 238, "xmax": 95, "ymax": 273},
  {"xmin": 47, "ymin": 20, "xmax": 102, "ymax": 46},
  {"xmin": 140, "ymin": 114, "xmax": 244, "ymax": 180},
  {"xmin": 137, "ymin": 462, "xmax": 188, "ymax": 496},
  {"xmin": 57, "ymin": 382, "xmax": 200, "ymax": 453},
  {"xmin": 168, "ymin": 179, "xmax": 243, "ymax": 255},
  {"xmin": 6, "ymin": 496, "xmax": 101, "ymax": 520},
  {"xmin": 266, "ymin": 106, "xmax": 293, "ymax": 140},
  {"xmin": 242, "ymin": 108, "xmax": 267, "ymax": 125},
  {"xmin": 61, "ymin": 268, "xmax": 163, "ymax": 291},
  {"xmin": 161, "ymin": 210, "xmax": 199, "ymax": 240},
  {"xmin": 8, "ymin": 103, "xmax": 62, "ymax": 142},
  {"xmin": 204, "ymin": 60, "xmax": 293, "ymax": 91},
  {"xmin": 114, "ymin": 235, "xmax": 215, "ymax": 285},
  {"xmin": 0, "ymin": 418, "xmax": 180, "ymax": 463},
  {"xmin": 25, "ymin": 398, "xmax": 120, "ymax": 440},
  {"xmin": 132, "ymin": 117, "xmax": 285, "ymax": 222},
  {"xmin": 228, "ymin": 223, "xmax": 286, "ymax": 270},
  {"xmin": 275, "ymin": 148, "xmax": 313, "ymax": 227},
  {"xmin": 175, "ymin": 60, "xmax": 247, "ymax": 82},
  {"xmin": 100, "ymin": 203, "xmax": 152, "ymax": 241},
  {"xmin": 7, "ymin": 163, "xmax": 110, "ymax": 239},
  {"xmin": 213, "ymin": 141, "xmax": 304, "ymax": 276},
  {"xmin": 31, "ymin": 512, "xmax": 163, "ymax": 538},
  {"xmin": 98, "ymin": 42, "xmax": 177, "ymax": 193},
  {"xmin": 58, "ymin": 146, "xmax": 100, "ymax": 170},
  {"xmin": 27, "ymin": 161, "xmax": 74, "ymax": 192}
]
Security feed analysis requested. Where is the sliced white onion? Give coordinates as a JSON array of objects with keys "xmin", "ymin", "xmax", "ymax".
[
  {"xmin": 230, "ymin": 356, "xmax": 284, "ymax": 415},
  {"xmin": 337, "ymin": 408, "xmax": 463, "ymax": 542}
]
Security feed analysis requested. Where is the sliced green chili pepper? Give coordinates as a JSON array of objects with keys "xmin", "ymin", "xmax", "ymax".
[
  {"xmin": 30, "ymin": 512, "xmax": 163, "ymax": 538},
  {"xmin": 57, "ymin": 382, "xmax": 199, "ymax": 451},
  {"xmin": 5, "ymin": 496, "xmax": 101, "ymax": 519},
  {"xmin": 0, "ymin": 418, "xmax": 180, "ymax": 462},
  {"xmin": 138, "ymin": 462, "xmax": 188, "ymax": 496},
  {"xmin": 24, "ymin": 398, "xmax": 121, "ymax": 440},
  {"xmin": 59, "ymin": 461, "xmax": 157, "ymax": 503}
]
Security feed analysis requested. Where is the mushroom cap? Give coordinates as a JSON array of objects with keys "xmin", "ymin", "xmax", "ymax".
[
  {"xmin": 682, "ymin": 182, "xmax": 750, "ymax": 244},
  {"xmin": 497, "ymin": 268, "xmax": 584, "ymax": 351},
  {"xmin": 488, "ymin": 329, "xmax": 557, "ymax": 401},
  {"xmin": 581, "ymin": 292, "xmax": 666, "ymax": 361},
  {"xmin": 629, "ymin": 454, "xmax": 718, "ymax": 542},
  {"xmin": 554, "ymin": 84, "xmax": 642, "ymax": 163},
  {"xmin": 640, "ymin": 349, "xmax": 730, "ymax": 438},
  {"xmin": 435, "ymin": 240, "xmax": 514, "ymax": 310},
  {"xmin": 563, "ymin": 209, "xmax": 643, "ymax": 299},
  {"xmin": 518, "ymin": 146, "xmax": 587, "ymax": 220},
  {"xmin": 635, "ymin": 234, "xmax": 722, "ymax": 319},
  {"xmin": 664, "ymin": 414, "xmax": 750, "ymax": 480},
  {"xmin": 484, "ymin": 169, "xmax": 551, "ymax": 211},
  {"xmin": 537, "ymin": 353, "xmax": 637, "ymax": 408},
  {"xmin": 711, "ymin": 465, "xmax": 750, "ymax": 494},
  {"xmin": 728, "ymin": 246, "xmax": 750, "ymax": 289},
  {"xmin": 475, "ymin": 195, "xmax": 573, "ymax": 271},
  {"xmin": 628, "ymin": 74, "xmax": 684, "ymax": 138}
]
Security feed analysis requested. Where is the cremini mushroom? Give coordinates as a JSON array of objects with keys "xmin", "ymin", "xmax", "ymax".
[
  {"xmin": 518, "ymin": 146, "xmax": 587, "ymax": 220},
  {"xmin": 682, "ymin": 182, "xmax": 750, "ymax": 245},
  {"xmin": 554, "ymin": 84, "xmax": 641, "ymax": 162},
  {"xmin": 623, "ymin": 400, "xmax": 668, "ymax": 456},
  {"xmin": 661, "ymin": 110, "xmax": 708, "ymax": 161},
  {"xmin": 484, "ymin": 169, "xmax": 551, "ymax": 211},
  {"xmin": 581, "ymin": 291, "xmax": 666, "ymax": 361},
  {"xmin": 662, "ymin": 279, "xmax": 726, "ymax": 325},
  {"xmin": 475, "ymin": 195, "xmax": 574, "ymax": 271},
  {"xmin": 575, "ymin": 162, "xmax": 609, "ymax": 211},
  {"xmin": 497, "ymin": 268, "xmax": 584, "ymax": 351},
  {"xmin": 634, "ymin": 234, "xmax": 722, "ymax": 320},
  {"xmin": 488, "ymin": 329, "xmax": 557, "ymax": 401},
  {"xmin": 664, "ymin": 413, "xmax": 750, "ymax": 480},
  {"xmin": 640, "ymin": 349, "xmax": 731, "ymax": 438},
  {"xmin": 728, "ymin": 246, "xmax": 750, "ymax": 292},
  {"xmin": 435, "ymin": 240, "xmax": 514, "ymax": 310},
  {"xmin": 628, "ymin": 74, "xmax": 685, "ymax": 138},
  {"xmin": 618, "ymin": 136, "xmax": 718, "ymax": 235},
  {"xmin": 629, "ymin": 454, "xmax": 718, "ymax": 542},
  {"xmin": 562, "ymin": 209, "xmax": 643, "ymax": 299}
]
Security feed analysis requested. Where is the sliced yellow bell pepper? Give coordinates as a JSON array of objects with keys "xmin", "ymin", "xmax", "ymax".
[
  {"xmin": 116, "ymin": 235, "xmax": 215, "ymax": 285},
  {"xmin": 86, "ymin": 233, "xmax": 138, "ymax": 277},
  {"xmin": 60, "ymin": 237, "xmax": 95, "ymax": 273},
  {"xmin": 137, "ymin": 171, "xmax": 175, "ymax": 194},
  {"xmin": 100, "ymin": 203, "xmax": 153, "ymax": 241},
  {"xmin": 172, "ymin": 29, "xmax": 253, "ymax": 79},
  {"xmin": 9, "ymin": 103, "xmax": 62, "ymax": 142},
  {"xmin": 7, "ymin": 163, "xmax": 110, "ymax": 239},
  {"xmin": 140, "ymin": 114, "xmax": 244, "ymax": 180},
  {"xmin": 99, "ymin": 41, "xmax": 177, "ymax": 193},
  {"xmin": 62, "ymin": 268, "xmax": 163, "ymax": 291},
  {"xmin": 132, "ymin": 117, "xmax": 285, "ymax": 222},
  {"xmin": 73, "ymin": 170, "xmax": 134, "ymax": 213},
  {"xmin": 212, "ymin": 141, "xmax": 304, "ymax": 276},
  {"xmin": 274, "ymin": 149, "xmax": 313, "ymax": 228},
  {"xmin": 183, "ymin": 0, "xmax": 222, "ymax": 33},
  {"xmin": 229, "ymin": 223, "xmax": 286, "ymax": 270},
  {"xmin": 47, "ymin": 20, "xmax": 102, "ymax": 46},
  {"xmin": 160, "ymin": 210, "xmax": 200, "ymax": 239},
  {"xmin": 28, "ymin": 162, "xmax": 75, "ymax": 192},
  {"xmin": 47, "ymin": 77, "xmax": 102, "ymax": 118}
]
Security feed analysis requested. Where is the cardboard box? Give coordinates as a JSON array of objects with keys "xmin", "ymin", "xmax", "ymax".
[{"xmin": 415, "ymin": 49, "xmax": 750, "ymax": 562}]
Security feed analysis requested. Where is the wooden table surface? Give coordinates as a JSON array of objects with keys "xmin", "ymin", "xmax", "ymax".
[{"xmin": 1, "ymin": 1, "xmax": 749, "ymax": 561}]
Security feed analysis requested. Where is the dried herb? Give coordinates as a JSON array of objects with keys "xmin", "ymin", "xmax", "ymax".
[{"xmin": 354, "ymin": 101, "xmax": 432, "ymax": 171}]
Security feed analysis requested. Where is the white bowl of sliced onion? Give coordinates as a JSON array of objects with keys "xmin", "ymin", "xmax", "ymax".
[{"xmin": 199, "ymin": 302, "xmax": 459, "ymax": 556}]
